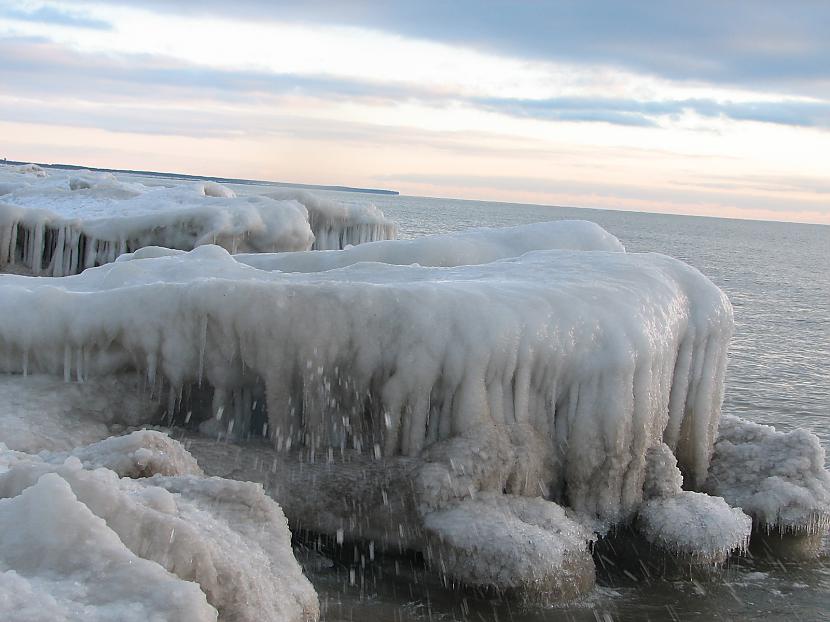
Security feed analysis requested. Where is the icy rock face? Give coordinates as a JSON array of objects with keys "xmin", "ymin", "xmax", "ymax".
[
  {"xmin": 636, "ymin": 444, "xmax": 752, "ymax": 562},
  {"xmin": 264, "ymin": 188, "xmax": 397, "ymax": 250},
  {"xmin": 0, "ymin": 435, "xmax": 319, "ymax": 622},
  {"xmin": 705, "ymin": 415, "xmax": 830, "ymax": 535}
]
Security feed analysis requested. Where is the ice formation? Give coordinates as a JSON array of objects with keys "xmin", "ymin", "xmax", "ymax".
[
  {"xmin": 0, "ymin": 433, "xmax": 319, "ymax": 622},
  {"xmin": 635, "ymin": 444, "xmax": 751, "ymax": 562},
  {"xmin": 0, "ymin": 221, "xmax": 731, "ymax": 522},
  {"xmin": 264, "ymin": 188, "xmax": 398, "ymax": 250},
  {"xmin": 0, "ymin": 165, "xmax": 397, "ymax": 276},
  {"xmin": 705, "ymin": 415, "xmax": 830, "ymax": 536},
  {"xmin": 10, "ymin": 216, "xmax": 821, "ymax": 600}
]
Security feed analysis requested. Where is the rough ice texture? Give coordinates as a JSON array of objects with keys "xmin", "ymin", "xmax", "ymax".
[
  {"xmin": 636, "ymin": 444, "xmax": 751, "ymax": 562},
  {"xmin": 636, "ymin": 492, "xmax": 751, "ymax": 563},
  {"xmin": 705, "ymin": 415, "xmax": 830, "ymax": 535},
  {"xmin": 56, "ymin": 430, "xmax": 203, "ymax": 478},
  {"xmin": 0, "ymin": 436, "xmax": 319, "ymax": 622},
  {"xmin": 0, "ymin": 471, "xmax": 217, "ymax": 622},
  {"xmin": 0, "ymin": 221, "xmax": 732, "ymax": 528},
  {"xmin": 264, "ymin": 188, "xmax": 398, "ymax": 250},
  {"xmin": 0, "ymin": 165, "xmax": 396, "ymax": 276},
  {"xmin": 423, "ymin": 493, "xmax": 595, "ymax": 599},
  {"xmin": 0, "ymin": 374, "xmax": 159, "ymax": 453}
]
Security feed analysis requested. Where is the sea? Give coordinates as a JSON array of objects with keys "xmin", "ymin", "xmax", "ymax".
[{"xmin": 259, "ymin": 188, "xmax": 827, "ymax": 622}]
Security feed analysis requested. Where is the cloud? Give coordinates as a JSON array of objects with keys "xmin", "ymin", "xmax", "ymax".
[
  {"xmin": 89, "ymin": 0, "xmax": 830, "ymax": 95},
  {"xmin": 475, "ymin": 96, "xmax": 830, "ymax": 129},
  {"xmin": 3, "ymin": 35, "xmax": 828, "ymax": 134},
  {"xmin": 0, "ymin": 4, "xmax": 111, "ymax": 30}
]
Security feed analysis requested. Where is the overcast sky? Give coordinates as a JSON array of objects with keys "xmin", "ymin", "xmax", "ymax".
[{"xmin": 1, "ymin": 1, "xmax": 828, "ymax": 223}]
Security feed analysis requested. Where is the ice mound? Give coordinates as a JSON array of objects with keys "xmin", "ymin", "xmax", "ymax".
[
  {"xmin": 423, "ymin": 493, "xmax": 595, "ymax": 599},
  {"xmin": 0, "ymin": 165, "xmax": 398, "ymax": 276},
  {"xmin": 705, "ymin": 415, "xmax": 830, "ymax": 536},
  {"xmin": 633, "ymin": 443, "xmax": 751, "ymax": 562},
  {"xmin": 264, "ymin": 188, "xmax": 398, "ymax": 250},
  {"xmin": 0, "ymin": 437, "xmax": 319, "ymax": 622},
  {"xmin": 238, "ymin": 219, "xmax": 624, "ymax": 272}
]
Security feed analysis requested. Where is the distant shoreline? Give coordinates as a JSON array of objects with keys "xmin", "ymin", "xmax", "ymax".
[{"xmin": 0, "ymin": 159, "xmax": 399, "ymax": 196}]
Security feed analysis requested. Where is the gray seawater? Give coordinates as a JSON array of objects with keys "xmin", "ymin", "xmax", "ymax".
[{"xmin": 290, "ymin": 190, "xmax": 829, "ymax": 622}]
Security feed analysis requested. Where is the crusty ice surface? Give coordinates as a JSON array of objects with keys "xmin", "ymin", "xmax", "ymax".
[
  {"xmin": 705, "ymin": 415, "xmax": 830, "ymax": 534},
  {"xmin": 0, "ymin": 432, "xmax": 319, "ymax": 622}
]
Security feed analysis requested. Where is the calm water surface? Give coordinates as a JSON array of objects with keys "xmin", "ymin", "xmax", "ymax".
[{"xmin": 232, "ymin": 183, "xmax": 830, "ymax": 621}]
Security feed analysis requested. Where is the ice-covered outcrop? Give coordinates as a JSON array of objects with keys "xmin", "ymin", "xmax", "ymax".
[
  {"xmin": 264, "ymin": 188, "xmax": 397, "ymax": 250},
  {"xmin": 0, "ymin": 434, "xmax": 319, "ymax": 622},
  {"xmin": 705, "ymin": 415, "xmax": 830, "ymax": 540},
  {"xmin": 0, "ymin": 165, "xmax": 398, "ymax": 276}
]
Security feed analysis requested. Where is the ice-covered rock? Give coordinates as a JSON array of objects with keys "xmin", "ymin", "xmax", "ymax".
[
  {"xmin": 423, "ymin": 493, "xmax": 595, "ymax": 599},
  {"xmin": 0, "ymin": 165, "xmax": 398, "ymax": 276},
  {"xmin": 633, "ymin": 443, "xmax": 752, "ymax": 563},
  {"xmin": 0, "ymin": 218, "xmax": 745, "ymax": 598},
  {"xmin": 0, "ymin": 439, "xmax": 319, "ymax": 622},
  {"xmin": 705, "ymin": 415, "xmax": 830, "ymax": 537},
  {"xmin": 264, "ymin": 188, "xmax": 397, "ymax": 250}
]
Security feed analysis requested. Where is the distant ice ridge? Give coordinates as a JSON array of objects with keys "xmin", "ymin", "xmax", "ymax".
[
  {"xmin": 0, "ymin": 431, "xmax": 319, "ymax": 622},
  {"xmin": 0, "ymin": 164, "xmax": 396, "ymax": 276}
]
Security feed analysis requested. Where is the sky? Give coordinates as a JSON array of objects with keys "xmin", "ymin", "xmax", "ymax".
[{"xmin": 1, "ymin": 1, "xmax": 828, "ymax": 224}]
